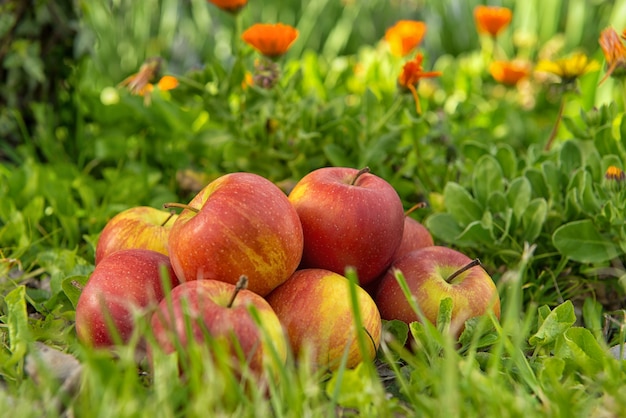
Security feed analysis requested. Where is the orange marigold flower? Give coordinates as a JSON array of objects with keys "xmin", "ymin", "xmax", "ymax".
[
  {"xmin": 398, "ymin": 53, "xmax": 442, "ymax": 114},
  {"xmin": 599, "ymin": 27, "xmax": 626, "ymax": 85},
  {"xmin": 207, "ymin": 0, "xmax": 248, "ymax": 13},
  {"xmin": 489, "ymin": 60, "xmax": 531, "ymax": 85},
  {"xmin": 384, "ymin": 20, "xmax": 427, "ymax": 57},
  {"xmin": 605, "ymin": 165, "xmax": 625, "ymax": 181},
  {"xmin": 242, "ymin": 23, "xmax": 299, "ymax": 58},
  {"xmin": 474, "ymin": 5, "xmax": 512, "ymax": 37}
]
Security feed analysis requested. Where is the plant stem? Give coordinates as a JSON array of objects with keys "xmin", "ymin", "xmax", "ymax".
[
  {"xmin": 163, "ymin": 202, "xmax": 199, "ymax": 213},
  {"xmin": 160, "ymin": 210, "xmax": 176, "ymax": 226},
  {"xmin": 404, "ymin": 202, "xmax": 427, "ymax": 217},
  {"xmin": 544, "ymin": 95, "xmax": 566, "ymax": 152},
  {"xmin": 446, "ymin": 259, "xmax": 482, "ymax": 283},
  {"xmin": 350, "ymin": 167, "xmax": 371, "ymax": 185},
  {"xmin": 227, "ymin": 275, "xmax": 249, "ymax": 308}
]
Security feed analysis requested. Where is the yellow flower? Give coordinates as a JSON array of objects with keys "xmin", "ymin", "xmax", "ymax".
[
  {"xmin": 599, "ymin": 27, "xmax": 626, "ymax": 84},
  {"xmin": 207, "ymin": 0, "xmax": 248, "ymax": 13},
  {"xmin": 474, "ymin": 5, "xmax": 512, "ymax": 37},
  {"xmin": 535, "ymin": 53, "xmax": 600, "ymax": 84},
  {"xmin": 398, "ymin": 53, "xmax": 442, "ymax": 114},
  {"xmin": 118, "ymin": 58, "xmax": 178, "ymax": 96},
  {"xmin": 489, "ymin": 60, "xmax": 531, "ymax": 85},
  {"xmin": 384, "ymin": 20, "xmax": 427, "ymax": 57},
  {"xmin": 605, "ymin": 165, "xmax": 625, "ymax": 181},
  {"xmin": 242, "ymin": 23, "xmax": 299, "ymax": 58}
]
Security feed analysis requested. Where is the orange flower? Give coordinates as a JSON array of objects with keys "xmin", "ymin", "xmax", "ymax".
[
  {"xmin": 242, "ymin": 23, "xmax": 299, "ymax": 58},
  {"xmin": 119, "ymin": 58, "xmax": 178, "ymax": 96},
  {"xmin": 207, "ymin": 0, "xmax": 248, "ymax": 13},
  {"xmin": 474, "ymin": 5, "xmax": 512, "ymax": 37},
  {"xmin": 398, "ymin": 53, "xmax": 442, "ymax": 114},
  {"xmin": 605, "ymin": 165, "xmax": 625, "ymax": 181},
  {"xmin": 599, "ymin": 27, "xmax": 626, "ymax": 84},
  {"xmin": 384, "ymin": 20, "xmax": 427, "ymax": 57},
  {"xmin": 489, "ymin": 60, "xmax": 530, "ymax": 85}
]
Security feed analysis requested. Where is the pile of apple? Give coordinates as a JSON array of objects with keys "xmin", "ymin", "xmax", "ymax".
[{"xmin": 75, "ymin": 167, "xmax": 501, "ymax": 376}]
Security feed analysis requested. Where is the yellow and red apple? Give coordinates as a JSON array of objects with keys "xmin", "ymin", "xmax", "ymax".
[
  {"xmin": 266, "ymin": 268, "xmax": 382, "ymax": 370},
  {"xmin": 375, "ymin": 246, "xmax": 500, "ymax": 339},
  {"xmin": 166, "ymin": 172, "xmax": 304, "ymax": 296}
]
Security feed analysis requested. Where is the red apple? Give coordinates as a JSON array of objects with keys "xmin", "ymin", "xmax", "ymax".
[
  {"xmin": 393, "ymin": 216, "xmax": 434, "ymax": 261},
  {"xmin": 95, "ymin": 206, "xmax": 178, "ymax": 265},
  {"xmin": 75, "ymin": 249, "xmax": 179, "ymax": 348},
  {"xmin": 266, "ymin": 268, "xmax": 382, "ymax": 370},
  {"xmin": 375, "ymin": 246, "xmax": 500, "ymax": 339},
  {"xmin": 166, "ymin": 172, "xmax": 304, "ymax": 297},
  {"xmin": 288, "ymin": 167, "xmax": 405, "ymax": 285},
  {"xmin": 150, "ymin": 278, "xmax": 287, "ymax": 376}
]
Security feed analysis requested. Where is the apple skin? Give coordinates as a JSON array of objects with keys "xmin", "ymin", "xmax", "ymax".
[
  {"xmin": 266, "ymin": 268, "xmax": 382, "ymax": 370},
  {"xmin": 150, "ymin": 280, "xmax": 287, "ymax": 375},
  {"xmin": 375, "ymin": 246, "xmax": 500, "ymax": 339},
  {"xmin": 167, "ymin": 172, "xmax": 304, "ymax": 297},
  {"xmin": 75, "ymin": 249, "xmax": 180, "ymax": 348},
  {"xmin": 95, "ymin": 206, "xmax": 178, "ymax": 265},
  {"xmin": 288, "ymin": 167, "xmax": 405, "ymax": 286},
  {"xmin": 392, "ymin": 216, "xmax": 434, "ymax": 261}
]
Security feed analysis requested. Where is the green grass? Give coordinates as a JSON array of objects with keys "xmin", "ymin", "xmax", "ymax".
[{"xmin": 2, "ymin": 0, "xmax": 626, "ymax": 416}]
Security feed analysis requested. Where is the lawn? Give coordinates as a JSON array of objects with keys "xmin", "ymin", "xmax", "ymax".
[{"xmin": 2, "ymin": 0, "xmax": 626, "ymax": 416}]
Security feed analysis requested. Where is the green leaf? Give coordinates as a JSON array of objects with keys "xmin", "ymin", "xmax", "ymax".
[
  {"xmin": 521, "ymin": 198, "xmax": 547, "ymax": 242},
  {"xmin": 425, "ymin": 213, "xmax": 463, "ymax": 244},
  {"xmin": 62, "ymin": 275, "xmax": 90, "ymax": 309},
  {"xmin": 325, "ymin": 363, "xmax": 372, "ymax": 409},
  {"xmin": 541, "ymin": 161, "xmax": 563, "ymax": 200},
  {"xmin": 552, "ymin": 219, "xmax": 621, "ymax": 263},
  {"xmin": 506, "ymin": 176, "xmax": 532, "ymax": 222},
  {"xmin": 559, "ymin": 140, "xmax": 583, "ymax": 175},
  {"xmin": 443, "ymin": 182, "xmax": 483, "ymax": 226},
  {"xmin": 487, "ymin": 191, "xmax": 508, "ymax": 214},
  {"xmin": 455, "ymin": 220, "xmax": 493, "ymax": 246},
  {"xmin": 529, "ymin": 300, "xmax": 576, "ymax": 348},
  {"xmin": 525, "ymin": 168, "xmax": 550, "ymax": 200},
  {"xmin": 382, "ymin": 319, "xmax": 409, "ymax": 347},
  {"xmin": 582, "ymin": 298, "xmax": 604, "ymax": 342},
  {"xmin": 436, "ymin": 297, "xmax": 453, "ymax": 335},
  {"xmin": 495, "ymin": 144, "xmax": 518, "ymax": 179},
  {"xmin": 554, "ymin": 327, "xmax": 607, "ymax": 374},
  {"xmin": 4, "ymin": 285, "xmax": 31, "ymax": 368},
  {"xmin": 323, "ymin": 143, "xmax": 353, "ymax": 167},
  {"xmin": 472, "ymin": 155, "xmax": 504, "ymax": 207}
]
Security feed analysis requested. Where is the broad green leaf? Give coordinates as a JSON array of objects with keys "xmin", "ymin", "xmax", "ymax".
[
  {"xmin": 577, "ymin": 170, "xmax": 601, "ymax": 214},
  {"xmin": 62, "ymin": 275, "xmax": 90, "ymax": 309},
  {"xmin": 552, "ymin": 220, "xmax": 621, "ymax": 263},
  {"xmin": 529, "ymin": 300, "xmax": 576, "ymax": 348},
  {"xmin": 582, "ymin": 298, "xmax": 604, "ymax": 342},
  {"xmin": 382, "ymin": 319, "xmax": 409, "ymax": 347},
  {"xmin": 495, "ymin": 144, "xmax": 518, "ymax": 179},
  {"xmin": 443, "ymin": 182, "xmax": 483, "ymax": 226},
  {"xmin": 506, "ymin": 177, "xmax": 532, "ymax": 222},
  {"xmin": 5, "ymin": 285, "xmax": 31, "ymax": 367},
  {"xmin": 521, "ymin": 198, "xmax": 547, "ymax": 242},
  {"xmin": 554, "ymin": 327, "xmax": 606, "ymax": 374},
  {"xmin": 323, "ymin": 143, "xmax": 353, "ymax": 167},
  {"xmin": 538, "ymin": 357, "xmax": 565, "ymax": 385},
  {"xmin": 487, "ymin": 191, "xmax": 508, "ymax": 214},
  {"xmin": 325, "ymin": 363, "xmax": 372, "ymax": 409},
  {"xmin": 455, "ymin": 220, "xmax": 493, "ymax": 246},
  {"xmin": 425, "ymin": 213, "xmax": 463, "ymax": 244},
  {"xmin": 524, "ymin": 168, "xmax": 550, "ymax": 200},
  {"xmin": 541, "ymin": 161, "xmax": 562, "ymax": 200},
  {"xmin": 472, "ymin": 155, "xmax": 504, "ymax": 206},
  {"xmin": 559, "ymin": 140, "xmax": 583, "ymax": 176}
]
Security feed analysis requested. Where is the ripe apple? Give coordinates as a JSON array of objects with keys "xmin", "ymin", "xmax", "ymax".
[
  {"xmin": 166, "ymin": 172, "xmax": 304, "ymax": 297},
  {"xmin": 393, "ymin": 216, "xmax": 434, "ymax": 261},
  {"xmin": 95, "ymin": 206, "xmax": 178, "ymax": 265},
  {"xmin": 150, "ymin": 278, "xmax": 287, "ymax": 376},
  {"xmin": 375, "ymin": 246, "xmax": 500, "ymax": 339},
  {"xmin": 75, "ymin": 249, "xmax": 180, "ymax": 348},
  {"xmin": 265, "ymin": 268, "xmax": 382, "ymax": 370},
  {"xmin": 288, "ymin": 167, "xmax": 405, "ymax": 286}
]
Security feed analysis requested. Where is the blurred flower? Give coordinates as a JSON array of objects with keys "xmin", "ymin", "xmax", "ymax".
[
  {"xmin": 118, "ymin": 58, "xmax": 178, "ymax": 106},
  {"xmin": 252, "ymin": 59, "xmax": 281, "ymax": 89},
  {"xmin": 535, "ymin": 52, "xmax": 600, "ymax": 85},
  {"xmin": 207, "ymin": 0, "xmax": 248, "ymax": 13},
  {"xmin": 241, "ymin": 71, "xmax": 254, "ymax": 89},
  {"xmin": 242, "ymin": 23, "xmax": 299, "ymax": 58},
  {"xmin": 384, "ymin": 20, "xmax": 427, "ymax": 57},
  {"xmin": 398, "ymin": 53, "xmax": 442, "ymax": 114},
  {"xmin": 599, "ymin": 27, "xmax": 626, "ymax": 84},
  {"xmin": 605, "ymin": 166, "xmax": 625, "ymax": 182},
  {"xmin": 489, "ymin": 60, "xmax": 531, "ymax": 85},
  {"xmin": 474, "ymin": 6, "xmax": 512, "ymax": 37}
]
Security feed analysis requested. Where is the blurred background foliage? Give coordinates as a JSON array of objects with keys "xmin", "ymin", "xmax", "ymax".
[{"xmin": 2, "ymin": 0, "xmax": 626, "ymax": 311}]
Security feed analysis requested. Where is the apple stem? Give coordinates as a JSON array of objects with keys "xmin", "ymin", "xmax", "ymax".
[
  {"xmin": 446, "ymin": 259, "xmax": 482, "ymax": 283},
  {"xmin": 350, "ymin": 167, "xmax": 371, "ymax": 186},
  {"xmin": 404, "ymin": 202, "xmax": 427, "ymax": 217},
  {"xmin": 163, "ymin": 202, "xmax": 199, "ymax": 213},
  {"xmin": 160, "ymin": 210, "xmax": 177, "ymax": 227},
  {"xmin": 227, "ymin": 275, "xmax": 249, "ymax": 308}
]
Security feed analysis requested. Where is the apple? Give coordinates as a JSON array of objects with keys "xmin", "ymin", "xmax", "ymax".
[
  {"xmin": 166, "ymin": 172, "xmax": 304, "ymax": 297},
  {"xmin": 265, "ymin": 268, "xmax": 382, "ymax": 370},
  {"xmin": 375, "ymin": 246, "xmax": 500, "ymax": 339},
  {"xmin": 393, "ymin": 216, "xmax": 434, "ymax": 261},
  {"xmin": 75, "ymin": 249, "xmax": 180, "ymax": 348},
  {"xmin": 95, "ymin": 206, "xmax": 178, "ymax": 265},
  {"xmin": 150, "ymin": 277, "xmax": 287, "ymax": 376},
  {"xmin": 288, "ymin": 167, "xmax": 405, "ymax": 286}
]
